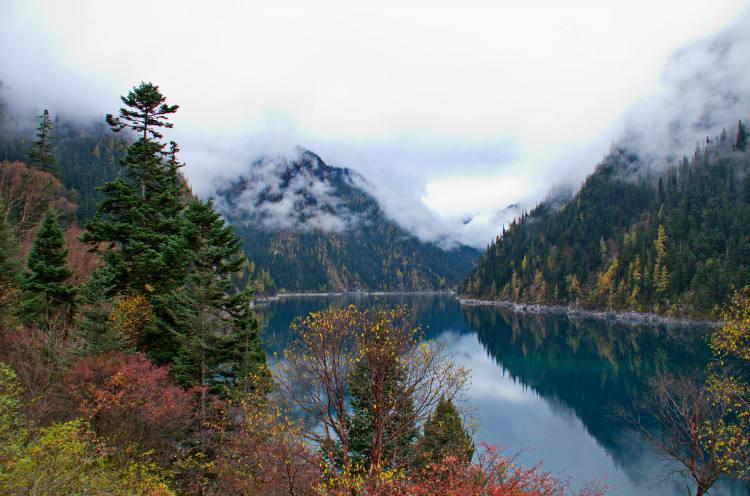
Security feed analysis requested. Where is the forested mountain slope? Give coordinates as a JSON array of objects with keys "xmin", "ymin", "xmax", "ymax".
[
  {"xmin": 215, "ymin": 149, "xmax": 479, "ymax": 292},
  {"xmin": 0, "ymin": 97, "xmax": 478, "ymax": 293},
  {"xmin": 461, "ymin": 121, "xmax": 750, "ymax": 318},
  {"xmin": 0, "ymin": 101, "xmax": 127, "ymax": 221}
]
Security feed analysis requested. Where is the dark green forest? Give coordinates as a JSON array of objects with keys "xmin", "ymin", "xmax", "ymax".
[
  {"xmin": 0, "ymin": 93, "xmax": 478, "ymax": 295},
  {"xmin": 0, "ymin": 100, "xmax": 128, "ymax": 222},
  {"xmin": 461, "ymin": 120, "xmax": 750, "ymax": 318}
]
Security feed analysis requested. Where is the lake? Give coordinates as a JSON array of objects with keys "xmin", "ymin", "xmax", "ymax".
[{"xmin": 256, "ymin": 293, "xmax": 748, "ymax": 496}]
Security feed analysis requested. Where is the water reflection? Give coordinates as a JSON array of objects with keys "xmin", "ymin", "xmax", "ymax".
[{"xmin": 256, "ymin": 294, "xmax": 747, "ymax": 496}]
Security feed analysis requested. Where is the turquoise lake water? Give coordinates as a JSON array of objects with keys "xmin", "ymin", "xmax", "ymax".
[{"xmin": 257, "ymin": 293, "xmax": 748, "ymax": 496}]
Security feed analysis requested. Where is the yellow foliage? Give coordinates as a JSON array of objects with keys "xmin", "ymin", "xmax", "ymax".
[{"xmin": 108, "ymin": 293, "xmax": 153, "ymax": 344}]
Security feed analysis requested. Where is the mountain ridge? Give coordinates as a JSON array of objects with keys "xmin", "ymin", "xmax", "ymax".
[
  {"xmin": 215, "ymin": 148, "xmax": 480, "ymax": 293},
  {"xmin": 460, "ymin": 120, "xmax": 750, "ymax": 318}
]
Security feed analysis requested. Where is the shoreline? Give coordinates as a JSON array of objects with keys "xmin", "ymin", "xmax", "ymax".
[
  {"xmin": 252, "ymin": 290, "xmax": 456, "ymax": 305},
  {"xmin": 252, "ymin": 291, "xmax": 721, "ymax": 327},
  {"xmin": 457, "ymin": 297, "xmax": 721, "ymax": 327}
]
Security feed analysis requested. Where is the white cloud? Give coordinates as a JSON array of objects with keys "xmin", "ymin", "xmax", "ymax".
[{"xmin": 1, "ymin": 0, "xmax": 748, "ymax": 247}]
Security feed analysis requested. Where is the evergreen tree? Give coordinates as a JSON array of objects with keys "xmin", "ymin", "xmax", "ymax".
[
  {"xmin": 21, "ymin": 208, "xmax": 75, "ymax": 327},
  {"xmin": 347, "ymin": 360, "xmax": 419, "ymax": 471},
  {"xmin": 0, "ymin": 202, "xmax": 21, "ymax": 328},
  {"xmin": 417, "ymin": 397, "xmax": 474, "ymax": 466},
  {"xmin": 82, "ymin": 83, "xmax": 187, "ymax": 361},
  {"xmin": 83, "ymin": 83, "xmax": 184, "ymax": 297},
  {"xmin": 736, "ymin": 119, "xmax": 748, "ymax": 152},
  {"xmin": 28, "ymin": 109, "xmax": 57, "ymax": 176},
  {"xmin": 169, "ymin": 199, "xmax": 266, "ymax": 412}
]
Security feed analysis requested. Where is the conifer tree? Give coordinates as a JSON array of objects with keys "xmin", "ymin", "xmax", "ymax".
[
  {"xmin": 169, "ymin": 199, "xmax": 266, "ymax": 412},
  {"xmin": 417, "ymin": 396, "xmax": 474, "ymax": 466},
  {"xmin": 347, "ymin": 360, "xmax": 419, "ymax": 471},
  {"xmin": 736, "ymin": 120, "xmax": 748, "ymax": 152},
  {"xmin": 21, "ymin": 208, "xmax": 75, "ymax": 326},
  {"xmin": 28, "ymin": 109, "xmax": 57, "ymax": 175},
  {"xmin": 82, "ymin": 83, "xmax": 188, "ymax": 362},
  {"xmin": 83, "ymin": 82, "xmax": 184, "ymax": 298}
]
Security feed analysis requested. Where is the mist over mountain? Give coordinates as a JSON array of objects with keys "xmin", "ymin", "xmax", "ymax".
[
  {"xmin": 215, "ymin": 149, "xmax": 479, "ymax": 292},
  {"xmin": 462, "ymin": 121, "xmax": 750, "ymax": 318},
  {"xmin": 599, "ymin": 11, "xmax": 750, "ymax": 178},
  {"xmin": 2, "ymin": 3, "xmax": 747, "ymax": 251}
]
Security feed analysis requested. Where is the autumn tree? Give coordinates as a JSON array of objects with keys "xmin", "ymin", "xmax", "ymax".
[
  {"xmin": 28, "ymin": 109, "xmax": 57, "ymax": 176},
  {"xmin": 277, "ymin": 306, "xmax": 358, "ymax": 473},
  {"xmin": 620, "ymin": 373, "xmax": 744, "ymax": 496},
  {"xmin": 404, "ymin": 443, "xmax": 606, "ymax": 496},
  {"xmin": 653, "ymin": 224, "xmax": 669, "ymax": 302},
  {"xmin": 706, "ymin": 289, "xmax": 750, "ymax": 481},
  {"xmin": 0, "ymin": 363, "xmax": 27, "ymax": 472},
  {"xmin": 0, "ymin": 420, "xmax": 175, "ymax": 496},
  {"xmin": 347, "ymin": 306, "xmax": 429, "ymax": 474},
  {"xmin": 347, "ymin": 351, "xmax": 419, "ymax": 472},
  {"xmin": 0, "ymin": 360, "xmax": 175, "ymax": 495},
  {"xmin": 213, "ymin": 392, "xmax": 320, "ymax": 496},
  {"xmin": 0, "ymin": 161, "xmax": 74, "ymax": 236},
  {"xmin": 619, "ymin": 290, "xmax": 750, "ymax": 495},
  {"xmin": 61, "ymin": 352, "xmax": 192, "ymax": 458},
  {"xmin": 277, "ymin": 305, "xmax": 468, "ymax": 484},
  {"xmin": 21, "ymin": 207, "xmax": 76, "ymax": 327}
]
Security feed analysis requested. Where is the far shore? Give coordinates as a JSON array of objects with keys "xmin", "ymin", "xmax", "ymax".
[
  {"xmin": 252, "ymin": 290, "xmax": 456, "ymax": 305},
  {"xmin": 253, "ymin": 291, "xmax": 721, "ymax": 327},
  {"xmin": 457, "ymin": 297, "xmax": 721, "ymax": 327}
]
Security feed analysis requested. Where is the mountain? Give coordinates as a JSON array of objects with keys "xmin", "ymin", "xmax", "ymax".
[
  {"xmin": 461, "ymin": 121, "xmax": 750, "ymax": 318},
  {"xmin": 0, "ymin": 94, "xmax": 478, "ymax": 293},
  {"xmin": 214, "ymin": 149, "xmax": 479, "ymax": 293}
]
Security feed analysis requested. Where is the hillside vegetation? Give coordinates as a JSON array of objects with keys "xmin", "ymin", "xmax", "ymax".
[{"xmin": 461, "ymin": 121, "xmax": 750, "ymax": 318}]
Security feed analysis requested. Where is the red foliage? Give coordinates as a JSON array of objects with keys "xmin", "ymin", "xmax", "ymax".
[
  {"xmin": 383, "ymin": 444, "xmax": 607, "ymax": 496},
  {"xmin": 0, "ymin": 161, "xmax": 75, "ymax": 237},
  {"xmin": 212, "ymin": 401, "xmax": 320, "ymax": 496},
  {"xmin": 63, "ymin": 225, "xmax": 99, "ymax": 284},
  {"xmin": 0, "ymin": 327, "xmax": 56, "ymax": 421},
  {"xmin": 63, "ymin": 352, "xmax": 193, "ymax": 454}
]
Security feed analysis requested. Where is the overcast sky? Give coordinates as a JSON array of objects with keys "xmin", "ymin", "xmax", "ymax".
[{"xmin": 1, "ymin": 0, "xmax": 749, "ymax": 247}]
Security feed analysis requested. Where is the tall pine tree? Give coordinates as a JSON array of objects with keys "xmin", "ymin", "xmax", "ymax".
[
  {"xmin": 28, "ymin": 109, "xmax": 57, "ymax": 176},
  {"xmin": 21, "ymin": 207, "xmax": 76, "ymax": 327},
  {"xmin": 82, "ymin": 83, "xmax": 186, "ymax": 361},
  {"xmin": 169, "ymin": 199, "xmax": 266, "ymax": 413},
  {"xmin": 83, "ymin": 82, "xmax": 184, "ymax": 296}
]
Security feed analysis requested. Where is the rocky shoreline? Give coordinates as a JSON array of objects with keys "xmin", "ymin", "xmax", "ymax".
[
  {"xmin": 457, "ymin": 297, "xmax": 721, "ymax": 327},
  {"xmin": 252, "ymin": 291, "xmax": 721, "ymax": 327},
  {"xmin": 252, "ymin": 290, "xmax": 455, "ymax": 305}
]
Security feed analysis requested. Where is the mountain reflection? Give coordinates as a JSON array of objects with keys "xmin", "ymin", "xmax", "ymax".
[
  {"xmin": 460, "ymin": 305, "xmax": 710, "ymax": 453},
  {"xmin": 257, "ymin": 294, "xmax": 746, "ymax": 495}
]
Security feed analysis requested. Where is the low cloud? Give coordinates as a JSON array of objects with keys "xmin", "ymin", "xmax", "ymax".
[
  {"xmin": 1, "ymin": 2, "xmax": 748, "ymax": 249},
  {"xmin": 616, "ymin": 13, "xmax": 750, "ymax": 168},
  {"xmin": 211, "ymin": 149, "xmax": 361, "ymax": 234}
]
